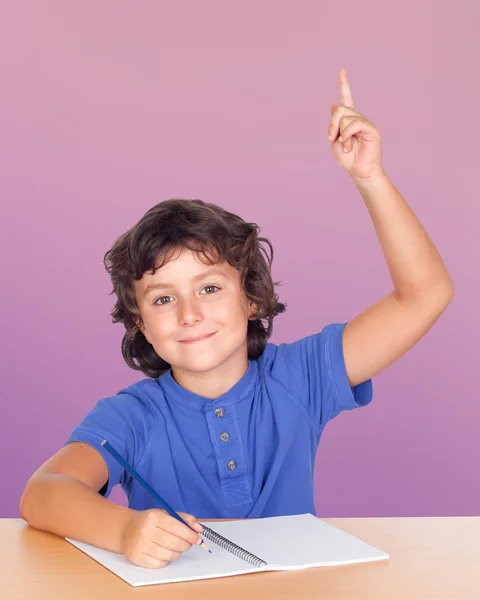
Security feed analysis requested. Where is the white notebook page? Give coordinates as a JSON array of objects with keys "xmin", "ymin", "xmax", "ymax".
[
  {"xmin": 66, "ymin": 513, "xmax": 389, "ymax": 586},
  {"xmin": 210, "ymin": 513, "xmax": 389, "ymax": 569},
  {"xmin": 67, "ymin": 538, "xmax": 262, "ymax": 586}
]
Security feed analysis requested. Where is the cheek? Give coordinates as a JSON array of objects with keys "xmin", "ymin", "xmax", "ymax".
[
  {"xmin": 143, "ymin": 312, "xmax": 173, "ymax": 342},
  {"xmin": 211, "ymin": 298, "xmax": 249, "ymax": 325}
]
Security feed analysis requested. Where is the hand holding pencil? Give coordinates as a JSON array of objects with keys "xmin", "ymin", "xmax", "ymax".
[
  {"xmin": 101, "ymin": 439, "xmax": 211, "ymax": 569},
  {"xmin": 120, "ymin": 508, "xmax": 204, "ymax": 569}
]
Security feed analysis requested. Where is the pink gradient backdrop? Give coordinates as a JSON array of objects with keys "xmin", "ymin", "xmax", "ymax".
[{"xmin": 1, "ymin": 1, "xmax": 478, "ymax": 517}]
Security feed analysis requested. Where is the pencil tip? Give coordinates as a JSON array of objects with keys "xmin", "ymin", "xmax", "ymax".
[{"xmin": 199, "ymin": 541, "xmax": 212, "ymax": 553}]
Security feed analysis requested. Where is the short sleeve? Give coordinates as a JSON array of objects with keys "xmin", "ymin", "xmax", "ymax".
[
  {"xmin": 64, "ymin": 391, "xmax": 152, "ymax": 497},
  {"xmin": 271, "ymin": 322, "xmax": 373, "ymax": 430}
]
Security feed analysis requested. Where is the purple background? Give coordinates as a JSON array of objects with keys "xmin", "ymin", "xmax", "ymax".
[{"xmin": 1, "ymin": 2, "xmax": 478, "ymax": 518}]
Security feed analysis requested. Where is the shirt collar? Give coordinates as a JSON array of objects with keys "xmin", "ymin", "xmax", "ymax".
[{"xmin": 159, "ymin": 359, "xmax": 258, "ymax": 411}]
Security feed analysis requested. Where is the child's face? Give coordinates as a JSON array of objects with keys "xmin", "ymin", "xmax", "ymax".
[{"xmin": 134, "ymin": 247, "xmax": 256, "ymax": 374}]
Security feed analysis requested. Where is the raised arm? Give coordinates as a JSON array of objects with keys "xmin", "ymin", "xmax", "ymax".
[{"xmin": 327, "ymin": 69, "xmax": 453, "ymax": 387}]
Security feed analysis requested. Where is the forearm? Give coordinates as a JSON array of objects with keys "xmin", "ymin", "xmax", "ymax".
[
  {"xmin": 20, "ymin": 474, "xmax": 134, "ymax": 552},
  {"xmin": 353, "ymin": 171, "xmax": 454, "ymax": 304}
]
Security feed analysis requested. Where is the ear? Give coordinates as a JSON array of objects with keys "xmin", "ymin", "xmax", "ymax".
[
  {"xmin": 136, "ymin": 319, "xmax": 152, "ymax": 344},
  {"xmin": 247, "ymin": 300, "xmax": 259, "ymax": 320},
  {"xmin": 141, "ymin": 327, "xmax": 152, "ymax": 344}
]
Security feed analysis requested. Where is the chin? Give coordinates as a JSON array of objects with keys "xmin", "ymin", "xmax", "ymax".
[
  {"xmin": 170, "ymin": 361, "xmax": 219, "ymax": 376},
  {"xmin": 161, "ymin": 334, "xmax": 247, "ymax": 372},
  {"xmin": 176, "ymin": 346, "xmax": 241, "ymax": 374}
]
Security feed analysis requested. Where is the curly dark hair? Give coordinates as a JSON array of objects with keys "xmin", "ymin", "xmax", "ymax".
[{"xmin": 103, "ymin": 199, "xmax": 286, "ymax": 378}]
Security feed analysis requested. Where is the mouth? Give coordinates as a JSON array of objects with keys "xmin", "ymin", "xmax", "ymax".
[{"xmin": 179, "ymin": 332, "xmax": 217, "ymax": 344}]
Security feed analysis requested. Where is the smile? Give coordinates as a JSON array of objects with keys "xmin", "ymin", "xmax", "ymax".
[{"xmin": 179, "ymin": 332, "xmax": 217, "ymax": 344}]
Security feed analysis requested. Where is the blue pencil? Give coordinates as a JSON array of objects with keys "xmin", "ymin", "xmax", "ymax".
[{"xmin": 101, "ymin": 440, "xmax": 211, "ymax": 553}]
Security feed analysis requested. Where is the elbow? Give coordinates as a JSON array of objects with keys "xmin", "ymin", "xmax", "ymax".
[
  {"xmin": 429, "ymin": 273, "xmax": 455, "ymax": 304},
  {"xmin": 409, "ymin": 276, "xmax": 454, "ymax": 305},
  {"xmin": 20, "ymin": 482, "xmax": 33, "ymax": 523},
  {"xmin": 436, "ymin": 278, "xmax": 454, "ymax": 309},
  {"xmin": 395, "ymin": 278, "xmax": 454, "ymax": 317},
  {"xmin": 445, "ymin": 281, "xmax": 455, "ymax": 304},
  {"xmin": 432, "ymin": 279, "xmax": 455, "ymax": 314},
  {"xmin": 20, "ymin": 479, "xmax": 39, "ymax": 527}
]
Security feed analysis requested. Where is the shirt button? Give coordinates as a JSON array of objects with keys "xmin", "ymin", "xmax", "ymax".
[
  {"xmin": 227, "ymin": 460, "xmax": 237, "ymax": 471},
  {"xmin": 220, "ymin": 432, "xmax": 230, "ymax": 442},
  {"xmin": 214, "ymin": 408, "xmax": 225, "ymax": 418}
]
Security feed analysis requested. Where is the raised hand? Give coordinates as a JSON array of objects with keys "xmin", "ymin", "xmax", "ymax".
[{"xmin": 328, "ymin": 69, "xmax": 385, "ymax": 181}]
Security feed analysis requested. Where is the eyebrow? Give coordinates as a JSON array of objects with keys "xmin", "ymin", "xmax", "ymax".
[{"xmin": 143, "ymin": 268, "xmax": 227, "ymax": 297}]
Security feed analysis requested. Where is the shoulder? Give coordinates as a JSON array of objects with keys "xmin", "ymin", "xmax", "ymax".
[
  {"xmin": 259, "ymin": 323, "xmax": 344, "ymax": 373},
  {"xmin": 257, "ymin": 322, "xmax": 364, "ymax": 408},
  {"xmin": 71, "ymin": 377, "xmax": 166, "ymax": 464},
  {"xmin": 257, "ymin": 322, "xmax": 372, "ymax": 426},
  {"xmin": 87, "ymin": 377, "xmax": 166, "ymax": 426}
]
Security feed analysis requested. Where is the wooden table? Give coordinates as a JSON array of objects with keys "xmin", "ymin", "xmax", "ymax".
[{"xmin": 2, "ymin": 517, "xmax": 478, "ymax": 599}]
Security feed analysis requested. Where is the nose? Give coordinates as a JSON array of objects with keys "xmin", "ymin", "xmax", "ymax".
[{"xmin": 178, "ymin": 296, "xmax": 203, "ymax": 327}]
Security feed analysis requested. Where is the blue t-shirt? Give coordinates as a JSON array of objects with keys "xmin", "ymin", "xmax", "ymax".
[{"xmin": 65, "ymin": 322, "xmax": 373, "ymax": 519}]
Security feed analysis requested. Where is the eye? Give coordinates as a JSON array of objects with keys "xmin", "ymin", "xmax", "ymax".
[
  {"xmin": 201, "ymin": 285, "xmax": 219, "ymax": 295},
  {"xmin": 154, "ymin": 296, "xmax": 173, "ymax": 306}
]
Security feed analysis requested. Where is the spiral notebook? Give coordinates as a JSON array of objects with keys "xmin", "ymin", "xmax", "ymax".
[{"xmin": 66, "ymin": 513, "xmax": 389, "ymax": 587}]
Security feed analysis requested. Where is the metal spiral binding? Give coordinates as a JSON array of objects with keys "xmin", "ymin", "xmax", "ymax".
[{"xmin": 201, "ymin": 525, "xmax": 267, "ymax": 568}]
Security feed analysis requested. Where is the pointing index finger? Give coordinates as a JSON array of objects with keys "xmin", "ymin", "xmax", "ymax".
[{"xmin": 339, "ymin": 68, "xmax": 354, "ymax": 109}]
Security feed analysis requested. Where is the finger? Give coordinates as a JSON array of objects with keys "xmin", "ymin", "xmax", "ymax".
[
  {"xmin": 178, "ymin": 512, "xmax": 203, "ymax": 533},
  {"xmin": 339, "ymin": 68, "xmax": 354, "ymax": 108},
  {"xmin": 339, "ymin": 119, "xmax": 369, "ymax": 152},
  {"xmin": 155, "ymin": 514, "xmax": 202, "ymax": 546},
  {"xmin": 152, "ymin": 529, "xmax": 194, "ymax": 553},
  {"xmin": 135, "ymin": 553, "xmax": 169, "ymax": 569},
  {"xmin": 328, "ymin": 106, "xmax": 358, "ymax": 142},
  {"xmin": 338, "ymin": 115, "xmax": 358, "ymax": 144},
  {"xmin": 147, "ymin": 543, "xmax": 183, "ymax": 563}
]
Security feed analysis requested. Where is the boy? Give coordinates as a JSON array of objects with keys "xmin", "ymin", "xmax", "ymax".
[{"xmin": 20, "ymin": 70, "xmax": 454, "ymax": 569}]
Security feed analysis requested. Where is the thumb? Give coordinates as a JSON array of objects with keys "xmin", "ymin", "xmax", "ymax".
[{"xmin": 330, "ymin": 102, "xmax": 338, "ymax": 116}]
